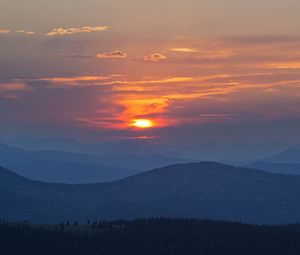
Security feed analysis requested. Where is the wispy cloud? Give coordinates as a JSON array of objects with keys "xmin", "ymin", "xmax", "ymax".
[
  {"xmin": 170, "ymin": 48, "xmax": 200, "ymax": 53},
  {"xmin": 0, "ymin": 82, "xmax": 32, "ymax": 99},
  {"xmin": 57, "ymin": 53, "xmax": 93, "ymax": 59},
  {"xmin": 225, "ymin": 35, "xmax": 300, "ymax": 45},
  {"xmin": 37, "ymin": 75, "xmax": 112, "ymax": 87},
  {"xmin": 0, "ymin": 29, "xmax": 10, "ymax": 34},
  {"xmin": 2, "ymin": 32, "xmax": 300, "ymax": 137},
  {"xmin": 96, "ymin": 51, "xmax": 127, "ymax": 59},
  {"xmin": 46, "ymin": 26, "xmax": 109, "ymax": 36},
  {"xmin": 0, "ymin": 82, "xmax": 29, "ymax": 92},
  {"xmin": 0, "ymin": 29, "xmax": 35, "ymax": 35},
  {"xmin": 144, "ymin": 53, "xmax": 167, "ymax": 62},
  {"xmin": 0, "ymin": 26, "xmax": 108, "ymax": 37},
  {"xmin": 16, "ymin": 30, "xmax": 35, "ymax": 35}
]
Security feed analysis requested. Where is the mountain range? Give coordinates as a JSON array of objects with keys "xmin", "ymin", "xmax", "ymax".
[
  {"xmin": 243, "ymin": 148, "xmax": 300, "ymax": 175},
  {"xmin": 246, "ymin": 162, "xmax": 300, "ymax": 175},
  {"xmin": 263, "ymin": 148, "xmax": 300, "ymax": 163},
  {"xmin": 0, "ymin": 142, "xmax": 191, "ymax": 183},
  {"xmin": 1, "ymin": 135, "xmax": 292, "ymax": 161},
  {"xmin": 1, "ymin": 161, "xmax": 300, "ymax": 224}
]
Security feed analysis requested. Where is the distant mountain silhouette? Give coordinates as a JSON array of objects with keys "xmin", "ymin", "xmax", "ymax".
[
  {"xmin": 6, "ymin": 160, "xmax": 138, "ymax": 184},
  {"xmin": 0, "ymin": 135, "xmax": 98, "ymax": 154},
  {"xmin": 246, "ymin": 162, "xmax": 300, "ymax": 175},
  {"xmin": 0, "ymin": 136, "xmax": 170, "ymax": 156},
  {"xmin": 174, "ymin": 142, "xmax": 290, "ymax": 162},
  {"xmin": 2, "ymin": 162, "xmax": 300, "ymax": 223},
  {"xmin": 1, "ymin": 135, "xmax": 291, "ymax": 161},
  {"xmin": 263, "ymin": 149, "xmax": 300, "ymax": 163},
  {"xmin": 0, "ymin": 143, "xmax": 191, "ymax": 183}
]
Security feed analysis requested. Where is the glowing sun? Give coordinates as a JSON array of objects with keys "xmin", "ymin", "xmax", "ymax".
[{"xmin": 133, "ymin": 119, "xmax": 154, "ymax": 129}]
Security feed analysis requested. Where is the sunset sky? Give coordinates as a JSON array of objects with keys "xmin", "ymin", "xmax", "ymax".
[{"xmin": 1, "ymin": 0, "xmax": 300, "ymax": 143}]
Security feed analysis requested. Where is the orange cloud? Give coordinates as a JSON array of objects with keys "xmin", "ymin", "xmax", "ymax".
[
  {"xmin": 65, "ymin": 69, "xmax": 300, "ymax": 131},
  {"xmin": 0, "ymin": 82, "xmax": 32, "ymax": 99},
  {"xmin": 111, "ymin": 77, "xmax": 195, "ymax": 87},
  {"xmin": 16, "ymin": 30, "xmax": 35, "ymax": 35},
  {"xmin": 0, "ymin": 82, "xmax": 30, "ymax": 92},
  {"xmin": 38, "ymin": 75, "xmax": 112, "ymax": 87},
  {"xmin": 96, "ymin": 51, "xmax": 127, "ymax": 59},
  {"xmin": 0, "ymin": 29, "xmax": 34, "ymax": 36},
  {"xmin": 170, "ymin": 48, "xmax": 200, "ymax": 53},
  {"xmin": 144, "ymin": 53, "xmax": 167, "ymax": 62},
  {"xmin": 46, "ymin": 26, "xmax": 109, "ymax": 36},
  {"xmin": 57, "ymin": 53, "xmax": 92, "ymax": 58},
  {"xmin": 0, "ymin": 29, "xmax": 10, "ymax": 34},
  {"xmin": 266, "ymin": 63, "xmax": 300, "ymax": 70}
]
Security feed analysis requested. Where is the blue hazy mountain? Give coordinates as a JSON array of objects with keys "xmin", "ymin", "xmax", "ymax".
[
  {"xmin": 263, "ymin": 148, "xmax": 300, "ymax": 163},
  {"xmin": 2, "ymin": 162, "xmax": 300, "ymax": 224},
  {"xmin": 0, "ymin": 142, "xmax": 191, "ymax": 169},
  {"xmin": 0, "ymin": 143, "xmax": 191, "ymax": 183},
  {"xmin": 6, "ymin": 160, "xmax": 139, "ymax": 184},
  {"xmin": 0, "ymin": 135, "xmax": 98, "ymax": 154},
  {"xmin": 0, "ymin": 136, "xmax": 169, "ymax": 156},
  {"xmin": 246, "ymin": 162, "xmax": 300, "ymax": 175},
  {"xmin": 169, "ymin": 142, "xmax": 291, "ymax": 162},
  {"xmin": 0, "ymin": 135, "xmax": 291, "ymax": 162}
]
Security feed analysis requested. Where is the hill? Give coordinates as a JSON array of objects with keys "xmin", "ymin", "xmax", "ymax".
[
  {"xmin": 2, "ymin": 162, "xmax": 300, "ymax": 223},
  {"xmin": 0, "ymin": 142, "xmax": 190, "ymax": 182}
]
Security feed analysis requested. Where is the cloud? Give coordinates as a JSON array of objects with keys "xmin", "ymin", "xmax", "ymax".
[
  {"xmin": 2, "ymin": 68, "xmax": 300, "ymax": 138},
  {"xmin": 0, "ymin": 82, "xmax": 29, "ymax": 92},
  {"xmin": 144, "ymin": 53, "xmax": 167, "ymax": 62},
  {"xmin": 46, "ymin": 26, "xmax": 109, "ymax": 36},
  {"xmin": 0, "ymin": 26, "xmax": 108, "ymax": 37},
  {"xmin": 172, "ymin": 49, "xmax": 234, "ymax": 59},
  {"xmin": 37, "ymin": 75, "xmax": 112, "ymax": 87},
  {"xmin": 0, "ymin": 29, "xmax": 34, "ymax": 35},
  {"xmin": 96, "ymin": 51, "xmax": 127, "ymax": 59},
  {"xmin": 0, "ymin": 29, "xmax": 11, "ymax": 34},
  {"xmin": 0, "ymin": 82, "xmax": 32, "ymax": 99},
  {"xmin": 57, "ymin": 53, "xmax": 93, "ymax": 59},
  {"xmin": 111, "ymin": 77, "xmax": 195, "ymax": 87},
  {"xmin": 16, "ymin": 30, "xmax": 35, "ymax": 35},
  {"xmin": 225, "ymin": 35, "xmax": 300, "ymax": 45},
  {"xmin": 2, "ymin": 32, "xmax": 300, "ymax": 140},
  {"xmin": 170, "ymin": 48, "xmax": 200, "ymax": 53}
]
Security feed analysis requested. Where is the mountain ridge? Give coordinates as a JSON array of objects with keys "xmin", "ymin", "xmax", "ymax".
[{"xmin": 1, "ymin": 161, "xmax": 300, "ymax": 223}]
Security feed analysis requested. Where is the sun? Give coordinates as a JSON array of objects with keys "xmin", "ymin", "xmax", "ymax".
[{"xmin": 133, "ymin": 119, "xmax": 154, "ymax": 129}]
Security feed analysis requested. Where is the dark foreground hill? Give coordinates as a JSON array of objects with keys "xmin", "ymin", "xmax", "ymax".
[
  {"xmin": 2, "ymin": 162, "xmax": 300, "ymax": 223},
  {"xmin": 1, "ymin": 219, "xmax": 300, "ymax": 255}
]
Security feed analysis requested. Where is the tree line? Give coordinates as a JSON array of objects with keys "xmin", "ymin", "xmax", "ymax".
[{"xmin": 1, "ymin": 218, "xmax": 300, "ymax": 255}]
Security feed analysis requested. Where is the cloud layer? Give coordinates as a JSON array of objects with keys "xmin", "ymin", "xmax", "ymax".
[{"xmin": 1, "ymin": 28, "xmax": 300, "ymax": 142}]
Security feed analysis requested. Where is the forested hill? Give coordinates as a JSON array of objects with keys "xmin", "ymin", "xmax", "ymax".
[
  {"xmin": 1, "ymin": 218, "xmax": 300, "ymax": 255},
  {"xmin": 3, "ymin": 162, "xmax": 300, "ymax": 223}
]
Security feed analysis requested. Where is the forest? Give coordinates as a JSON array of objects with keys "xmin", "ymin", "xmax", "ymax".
[{"xmin": 1, "ymin": 218, "xmax": 300, "ymax": 255}]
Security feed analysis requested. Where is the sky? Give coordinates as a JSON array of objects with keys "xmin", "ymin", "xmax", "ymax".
[{"xmin": 0, "ymin": 0, "xmax": 300, "ymax": 143}]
